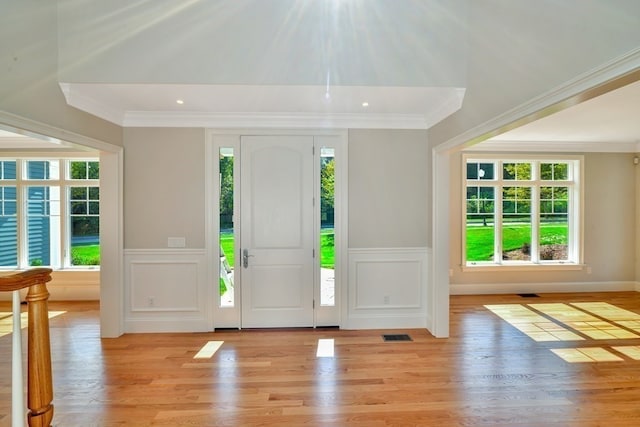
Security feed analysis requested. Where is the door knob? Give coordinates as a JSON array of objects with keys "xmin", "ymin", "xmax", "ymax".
[{"xmin": 242, "ymin": 249, "xmax": 254, "ymax": 268}]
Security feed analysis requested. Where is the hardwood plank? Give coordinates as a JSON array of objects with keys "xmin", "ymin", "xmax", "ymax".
[{"xmin": 3, "ymin": 294, "xmax": 640, "ymax": 425}]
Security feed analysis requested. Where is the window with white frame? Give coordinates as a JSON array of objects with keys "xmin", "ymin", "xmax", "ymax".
[
  {"xmin": 463, "ymin": 155, "xmax": 581, "ymax": 267},
  {"xmin": 0, "ymin": 158, "xmax": 99, "ymax": 269}
]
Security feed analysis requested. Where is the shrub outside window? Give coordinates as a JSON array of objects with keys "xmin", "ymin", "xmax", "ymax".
[{"xmin": 463, "ymin": 155, "xmax": 581, "ymax": 267}]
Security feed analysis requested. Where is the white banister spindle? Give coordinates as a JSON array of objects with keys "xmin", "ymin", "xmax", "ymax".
[{"xmin": 12, "ymin": 290, "xmax": 25, "ymax": 427}]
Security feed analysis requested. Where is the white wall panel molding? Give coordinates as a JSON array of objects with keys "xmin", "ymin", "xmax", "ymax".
[
  {"xmin": 346, "ymin": 248, "xmax": 429, "ymax": 330},
  {"xmin": 124, "ymin": 249, "xmax": 210, "ymax": 333},
  {"xmin": 451, "ymin": 281, "xmax": 638, "ymax": 295}
]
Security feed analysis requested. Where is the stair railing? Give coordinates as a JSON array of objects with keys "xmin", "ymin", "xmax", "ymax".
[{"xmin": 0, "ymin": 268, "xmax": 54, "ymax": 427}]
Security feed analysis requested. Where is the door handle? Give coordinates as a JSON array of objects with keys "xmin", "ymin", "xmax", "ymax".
[{"xmin": 242, "ymin": 249, "xmax": 254, "ymax": 268}]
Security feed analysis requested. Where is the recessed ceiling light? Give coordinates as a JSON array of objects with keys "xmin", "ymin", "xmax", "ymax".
[
  {"xmin": 362, "ymin": 102, "xmax": 369, "ymax": 107},
  {"xmin": 176, "ymin": 99, "xmax": 184, "ymax": 105}
]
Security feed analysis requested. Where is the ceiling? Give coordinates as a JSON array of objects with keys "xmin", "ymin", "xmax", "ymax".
[
  {"xmin": 59, "ymin": 83, "xmax": 466, "ymax": 129},
  {"xmin": 476, "ymin": 78, "xmax": 640, "ymax": 151},
  {"xmin": 1, "ymin": 78, "xmax": 639, "ymax": 151}
]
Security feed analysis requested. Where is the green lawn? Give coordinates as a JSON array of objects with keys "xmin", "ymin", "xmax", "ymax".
[
  {"xmin": 466, "ymin": 224, "xmax": 567, "ymax": 261},
  {"xmin": 219, "ymin": 229, "xmax": 335, "ymax": 269},
  {"xmin": 71, "ymin": 244, "xmax": 100, "ymax": 265}
]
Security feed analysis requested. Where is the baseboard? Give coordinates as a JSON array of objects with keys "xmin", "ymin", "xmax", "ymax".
[
  {"xmin": 342, "ymin": 314, "xmax": 428, "ymax": 330},
  {"xmin": 450, "ymin": 281, "xmax": 638, "ymax": 295},
  {"xmin": 123, "ymin": 318, "xmax": 210, "ymax": 333}
]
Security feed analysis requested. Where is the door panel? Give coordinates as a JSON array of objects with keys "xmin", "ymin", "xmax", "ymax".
[{"xmin": 240, "ymin": 135, "xmax": 314, "ymax": 328}]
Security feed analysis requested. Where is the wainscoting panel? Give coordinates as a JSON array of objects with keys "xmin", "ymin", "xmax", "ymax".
[
  {"xmin": 347, "ymin": 248, "xmax": 429, "ymax": 329},
  {"xmin": 124, "ymin": 249, "xmax": 210, "ymax": 333}
]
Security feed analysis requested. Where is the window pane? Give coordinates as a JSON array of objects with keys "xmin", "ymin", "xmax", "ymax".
[
  {"xmin": 0, "ymin": 185, "xmax": 17, "ymax": 266},
  {"xmin": 540, "ymin": 186, "xmax": 569, "ymax": 261},
  {"xmin": 219, "ymin": 148, "xmax": 235, "ymax": 307},
  {"xmin": 27, "ymin": 160, "xmax": 59, "ymax": 180},
  {"xmin": 88, "ymin": 162, "xmax": 100, "ymax": 179},
  {"xmin": 71, "ymin": 201, "xmax": 86, "ymax": 214},
  {"xmin": 70, "ymin": 161, "xmax": 100, "ymax": 180},
  {"xmin": 320, "ymin": 147, "xmax": 335, "ymax": 306},
  {"xmin": 27, "ymin": 186, "xmax": 60, "ymax": 266},
  {"xmin": 467, "ymin": 162, "xmax": 494, "ymax": 180},
  {"xmin": 70, "ymin": 186, "xmax": 100, "ymax": 266},
  {"xmin": 466, "ymin": 186, "xmax": 495, "ymax": 262},
  {"xmin": 502, "ymin": 186, "xmax": 531, "ymax": 261},
  {"xmin": 541, "ymin": 162, "xmax": 568, "ymax": 180},
  {"xmin": 70, "ymin": 161, "xmax": 87, "ymax": 179},
  {"xmin": 503, "ymin": 162, "xmax": 531, "ymax": 180},
  {"xmin": 0, "ymin": 161, "xmax": 17, "ymax": 180}
]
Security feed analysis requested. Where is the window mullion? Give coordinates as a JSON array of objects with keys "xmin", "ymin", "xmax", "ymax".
[
  {"xmin": 530, "ymin": 184, "xmax": 540, "ymax": 264},
  {"xmin": 495, "ymin": 177, "xmax": 503, "ymax": 265},
  {"xmin": 16, "ymin": 162, "xmax": 26, "ymax": 269}
]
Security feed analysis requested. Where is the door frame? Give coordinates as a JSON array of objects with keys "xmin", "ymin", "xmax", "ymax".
[{"xmin": 206, "ymin": 129, "xmax": 348, "ymax": 329}]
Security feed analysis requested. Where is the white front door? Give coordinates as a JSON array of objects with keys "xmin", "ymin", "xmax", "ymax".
[{"xmin": 240, "ymin": 135, "xmax": 315, "ymax": 328}]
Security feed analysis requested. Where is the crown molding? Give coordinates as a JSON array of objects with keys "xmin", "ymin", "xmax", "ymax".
[
  {"xmin": 0, "ymin": 110, "xmax": 121, "ymax": 153},
  {"xmin": 121, "ymin": 111, "xmax": 432, "ymax": 129},
  {"xmin": 59, "ymin": 83, "xmax": 125, "ymax": 126},
  {"xmin": 465, "ymin": 139, "xmax": 640, "ymax": 153},
  {"xmin": 434, "ymin": 47, "xmax": 640, "ymax": 153}
]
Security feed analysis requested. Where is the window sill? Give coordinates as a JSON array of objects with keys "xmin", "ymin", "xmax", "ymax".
[{"xmin": 462, "ymin": 263, "xmax": 585, "ymax": 272}]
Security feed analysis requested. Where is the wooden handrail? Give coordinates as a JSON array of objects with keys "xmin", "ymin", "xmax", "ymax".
[{"xmin": 0, "ymin": 268, "xmax": 54, "ymax": 427}]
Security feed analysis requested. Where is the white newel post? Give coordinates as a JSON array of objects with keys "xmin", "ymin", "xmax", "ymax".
[{"xmin": 12, "ymin": 290, "xmax": 25, "ymax": 427}]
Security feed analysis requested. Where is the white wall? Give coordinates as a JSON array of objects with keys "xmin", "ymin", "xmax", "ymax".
[
  {"xmin": 124, "ymin": 128, "xmax": 206, "ymax": 249},
  {"xmin": 0, "ymin": 0, "xmax": 122, "ymax": 146},
  {"xmin": 348, "ymin": 129, "xmax": 430, "ymax": 247},
  {"xmin": 346, "ymin": 129, "xmax": 431, "ymax": 328},
  {"xmin": 449, "ymin": 152, "xmax": 637, "ymax": 293}
]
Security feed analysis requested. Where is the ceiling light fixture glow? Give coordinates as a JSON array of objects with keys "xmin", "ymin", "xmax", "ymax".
[
  {"xmin": 362, "ymin": 102, "xmax": 369, "ymax": 107},
  {"xmin": 176, "ymin": 99, "xmax": 184, "ymax": 105}
]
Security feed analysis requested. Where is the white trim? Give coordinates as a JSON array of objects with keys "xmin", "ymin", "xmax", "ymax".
[
  {"xmin": 123, "ymin": 248, "xmax": 207, "ymax": 256},
  {"xmin": 59, "ymin": 83, "xmax": 125, "ymax": 126},
  {"xmin": 465, "ymin": 140, "xmax": 640, "ymax": 153},
  {"xmin": 461, "ymin": 154, "xmax": 583, "ymax": 268},
  {"xmin": 434, "ymin": 47, "xmax": 640, "ymax": 153},
  {"xmin": 206, "ymin": 129, "xmax": 348, "ymax": 329},
  {"xmin": 461, "ymin": 263, "xmax": 584, "ymax": 272},
  {"xmin": 123, "ymin": 111, "xmax": 431, "ymax": 130},
  {"xmin": 99, "ymin": 149, "xmax": 124, "ymax": 337},
  {"xmin": 431, "ymin": 151, "xmax": 450, "ymax": 337},
  {"xmin": 451, "ymin": 281, "xmax": 638, "ymax": 295},
  {"xmin": 207, "ymin": 134, "xmax": 241, "ymax": 329},
  {"xmin": 0, "ymin": 110, "xmax": 121, "ymax": 153}
]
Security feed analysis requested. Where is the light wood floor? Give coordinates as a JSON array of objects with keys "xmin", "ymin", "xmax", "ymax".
[{"xmin": 2, "ymin": 292, "xmax": 640, "ymax": 426}]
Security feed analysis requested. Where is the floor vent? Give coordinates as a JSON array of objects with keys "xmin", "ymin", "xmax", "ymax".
[
  {"xmin": 517, "ymin": 293, "xmax": 540, "ymax": 298},
  {"xmin": 382, "ymin": 334, "xmax": 412, "ymax": 342}
]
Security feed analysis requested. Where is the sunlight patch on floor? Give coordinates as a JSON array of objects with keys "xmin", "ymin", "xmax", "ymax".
[
  {"xmin": 194, "ymin": 341, "xmax": 224, "ymax": 359},
  {"xmin": 316, "ymin": 339, "xmax": 335, "ymax": 358},
  {"xmin": 484, "ymin": 304, "xmax": 584, "ymax": 341},
  {"xmin": 529, "ymin": 303, "xmax": 639, "ymax": 340},
  {"xmin": 571, "ymin": 302, "xmax": 640, "ymax": 334},
  {"xmin": 551, "ymin": 347, "xmax": 623, "ymax": 363},
  {"xmin": 611, "ymin": 346, "xmax": 640, "ymax": 360},
  {"xmin": 0, "ymin": 311, "xmax": 66, "ymax": 338}
]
